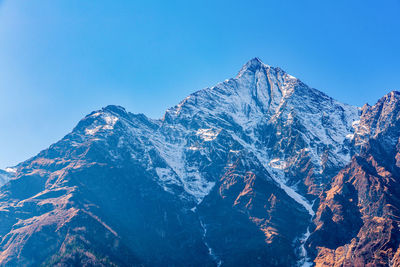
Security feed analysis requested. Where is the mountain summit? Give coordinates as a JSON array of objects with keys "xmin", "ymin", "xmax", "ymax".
[
  {"xmin": 0, "ymin": 59, "xmax": 399, "ymax": 266},
  {"xmin": 237, "ymin": 57, "xmax": 269, "ymax": 76}
]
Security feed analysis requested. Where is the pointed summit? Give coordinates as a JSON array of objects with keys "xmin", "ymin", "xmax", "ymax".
[
  {"xmin": 237, "ymin": 57, "xmax": 270, "ymax": 77},
  {"xmin": 248, "ymin": 57, "xmax": 263, "ymax": 64}
]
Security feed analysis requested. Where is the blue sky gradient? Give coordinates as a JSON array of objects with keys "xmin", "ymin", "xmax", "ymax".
[{"xmin": 0, "ymin": 0, "xmax": 399, "ymax": 168}]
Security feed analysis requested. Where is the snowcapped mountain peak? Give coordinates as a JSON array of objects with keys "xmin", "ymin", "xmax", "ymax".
[
  {"xmin": 237, "ymin": 57, "xmax": 270, "ymax": 78},
  {"xmin": 142, "ymin": 58, "xmax": 360, "ymax": 203},
  {"xmin": 236, "ymin": 58, "xmax": 297, "ymax": 84}
]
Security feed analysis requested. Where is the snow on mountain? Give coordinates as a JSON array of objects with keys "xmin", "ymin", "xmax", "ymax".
[
  {"xmin": 61, "ymin": 58, "xmax": 359, "ymax": 207},
  {"xmin": 161, "ymin": 58, "xmax": 359, "ymax": 196},
  {"xmin": 78, "ymin": 58, "xmax": 358, "ymax": 264},
  {"xmin": 0, "ymin": 168, "xmax": 14, "ymax": 186}
]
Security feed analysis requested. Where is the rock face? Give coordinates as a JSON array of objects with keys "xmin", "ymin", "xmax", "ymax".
[
  {"xmin": 0, "ymin": 58, "xmax": 398, "ymax": 266},
  {"xmin": 309, "ymin": 91, "xmax": 400, "ymax": 266}
]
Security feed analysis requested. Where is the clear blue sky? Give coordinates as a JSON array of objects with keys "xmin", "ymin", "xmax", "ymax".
[{"xmin": 0, "ymin": 0, "xmax": 399, "ymax": 168}]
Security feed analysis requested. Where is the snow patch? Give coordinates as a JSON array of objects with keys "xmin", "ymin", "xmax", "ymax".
[
  {"xmin": 103, "ymin": 114, "xmax": 119, "ymax": 129},
  {"xmin": 5, "ymin": 167, "xmax": 17, "ymax": 173},
  {"xmin": 196, "ymin": 128, "xmax": 221, "ymax": 141},
  {"xmin": 152, "ymin": 132, "xmax": 215, "ymax": 203},
  {"xmin": 155, "ymin": 167, "xmax": 181, "ymax": 193},
  {"xmin": 85, "ymin": 114, "xmax": 119, "ymax": 135},
  {"xmin": 269, "ymin": 158, "xmax": 288, "ymax": 170},
  {"xmin": 85, "ymin": 125, "xmax": 102, "ymax": 135}
]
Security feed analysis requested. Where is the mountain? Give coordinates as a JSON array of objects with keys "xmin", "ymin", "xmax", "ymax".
[{"xmin": 0, "ymin": 58, "xmax": 398, "ymax": 266}]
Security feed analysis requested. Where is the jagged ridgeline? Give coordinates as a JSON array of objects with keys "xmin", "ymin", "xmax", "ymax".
[{"xmin": 0, "ymin": 58, "xmax": 399, "ymax": 266}]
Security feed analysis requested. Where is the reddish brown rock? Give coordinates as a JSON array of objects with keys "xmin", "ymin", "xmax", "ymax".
[{"xmin": 309, "ymin": 91, "xmax": 400, "ymax": 266}]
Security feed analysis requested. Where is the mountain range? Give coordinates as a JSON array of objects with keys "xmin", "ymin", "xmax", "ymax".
[{"xmin": 0, "ymin": 58, "xmax": 399, "ymax": 266}]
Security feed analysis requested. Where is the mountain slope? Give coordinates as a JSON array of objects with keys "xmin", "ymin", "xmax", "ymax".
[{"xmin": 308, "ymin": 91, "xmax": 400, "ymax": 266}]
